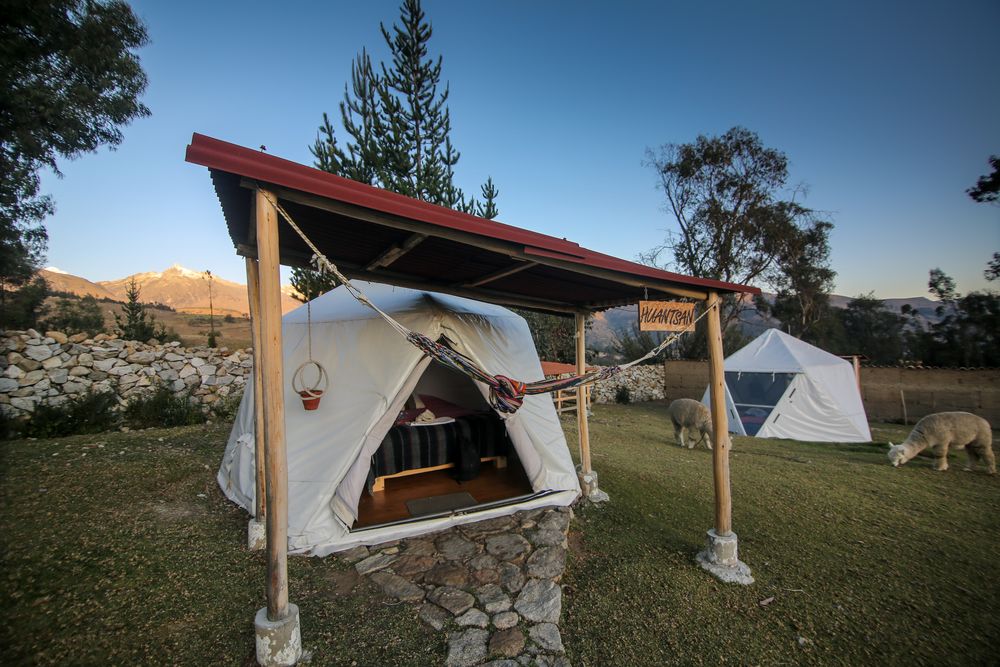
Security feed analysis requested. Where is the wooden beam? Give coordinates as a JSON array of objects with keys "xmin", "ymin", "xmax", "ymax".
[
  {"xmin": 363, "ymin": 233, "xmax": 427, "ymax": 271},
  {"xmin": 245, "ymin": 257, "xmax": 266, "ymax": 522},
  {"xmin": 575, "ymin": 312, "xmax": 593, "ymax": 475},
  {"xmin": 248, "ymin": 183, "xmax": 710, "ymax": 300},
  {"xmin": 460, "ymin": 261, "xmax": 538, "ymax": 288},
  {"xmin": 705, "ymin": 291, "xmax": 732, "ymax": 536},
  {"xmin": 256, "ymin": 188, "xmax": 291, "ymax": 621}
]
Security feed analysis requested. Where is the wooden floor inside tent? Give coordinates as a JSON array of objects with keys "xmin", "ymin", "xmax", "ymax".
[{"xmin": 353, "ymin": 461, "xmax": 534, "ymax": 529}]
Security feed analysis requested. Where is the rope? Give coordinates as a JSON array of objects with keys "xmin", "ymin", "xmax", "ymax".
[{"xmin": 257, "ymin": 189, "xmax": 710, "ymax": 414}]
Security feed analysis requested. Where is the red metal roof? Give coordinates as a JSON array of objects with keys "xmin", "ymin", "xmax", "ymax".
[{"xmin": 185, "ymin": 133, "xmax": 758, "ymax": 313}]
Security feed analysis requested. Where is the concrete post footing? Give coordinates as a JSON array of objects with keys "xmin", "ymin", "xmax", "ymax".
[
  {"xmin": 696, "ymin": 529, "xmax": 754, "ymax": 585},
  {"xmin": 577, "ymin": 468, "xmax": 610, "ymax": 503},
  {"xmin": 254, "ymin": 604, "xmax": 302, "ymax": 666},
  {"xmin": 247, "ymin": 518, "xmax": 266, "ymax": 551}
]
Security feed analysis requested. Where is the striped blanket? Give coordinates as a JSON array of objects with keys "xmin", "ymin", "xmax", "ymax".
[{"xmin": 370, "ymin": 413, "xmax": 511, "ymax": 478}]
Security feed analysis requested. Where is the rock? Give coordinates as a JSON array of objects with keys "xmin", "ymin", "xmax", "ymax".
[
  {"xmin": 0, "ymin": 378, "xmax": 18, "ymax": 392},
  {"xmin": 388, "ymin": 554, "xmax": 437, "ymax": 579},
  {"xmin": 164, "ymin": 352, "xmax": 185, "ymax": 362},
  {"xmin": 424, "ymin": 561, "xmax": 470, "ymax": 588},
  {"xmin": 41, "ymin": 356, "xmax": 63, "ymax": 370},
  {"xmin": 446, "ymin": 628, "xmax": 488, "ymax": 667},
  {"xmin": 92, "ymin": 358, "xmax": 121, "ymax": 372},
  {"xmin": 525, "ymin": 547, "xmax": 566, "ymax": 580},
  {"xmin": 19, "ymin": 370, "xmax": 45, "ymax": 386},
  {"xmin": 178, "ymin": 364, "xmax": 198, "ymax": 379},
  {"xmin": 370, "ymin": 571, "xmax": 425, "ymax": 602},
  {"xmin": 469, "ymin": 553, "xmax": 499, "ymax": 571},
  {"xmin": 4, "ymin": 364, "xmax": 24, "ymax": 379},
  {"xmin": 455, "ymin": 608, "xmax": 489, "ymax": 628},
  {"xmin": 427, "ymin": 586, "xmax": 476, "ymax": 616},
  {"xmin": 68, "ymin": 366, "xmax": 90, "ymax": 377},
  {"xmin": 514, "ymin": 579, "xmax": 561, "ymax": 624},
  {"xmin": 158, "ymin": 368, "xmax": 179, "ymax": 382},
  {"xmin": 525, "ymin": 528, "xmax": 565, "ymax": 548},
  {"xmin": 189, "ymin": 357, "xmax": 206, "ymax": 368},
  {"xmin": 48, "ymin": 369, "xmax": 69, "ymax": 385},
  {"xmin": 489, "ymin": 627, "xmax": 525, "ymax": 658},
  {"xmin": 482, "ymin": 661, "xmax": 520, "ymax": 667},
  {"xmin": 499, "ymin": 562, "xmax": 526, "ymax": 593},
  {"xmin": 18, "ymin": 358, "xmax": 42, "ymax": 372},
  {"xmin": 419, "ymin": 603, "xmax": 450, "ymax": 631},
  {"xmin": 493, "ymin": 611, "xmax": 519, "ymax": 630},
  {"xmin": 436, "ymin": 533, "xmax": 479, "ymax": 561},
  {"xmin": 24, "ymin": 345, "xmax": 53, "ymax": 362},
  {"xmin": 338, "ymin": 544, "xmax": 369, "ymax": 563},
  {"xmin": 475, "ymin": 583, "xmax": 512, "ymax": 614},
  {"xmin": 198, "ymin": 364, "xmax": 217, "ymax": 376},
  {"xmin": 528, "ymin": 623, "xmax": 564, "ymax": 654},
  {"xmin": 486, "ymin": 533, "xmax": 532, "ymax": 563},
  {"xmin": 472, "ymin": 568, "xmax": 500, "ymax": 585},
  {"xmin": 460, "ymin": 516, "xmax": 517, "ymax": 539},
  {"xmin": 10, "ymin": 396, "xmax": 36, "ymax": 412},
  {"xmin": 537, "ymin": 511, "xmax": 571, "ymax": 533},
  {"xmin": 45, "ymin": 331, "xmax": 68, "ymax": 344},
  {"xmin": 354, "ymin": 552, "xmax": 397, "ymax": 575},
  {"xmin": 68, "ymin": 333, "xmax": 89, "ymax": 343},
  {"xmin": 126, "ymin": 350, "xmax": 156, "ymax": 364},
  {"xmin": 530, "ymin": 655, "xmax": 571, "ymax": 667},
  {"xmin": 404, "ymin": 538, "xmax": 437, "ymax": 556}
]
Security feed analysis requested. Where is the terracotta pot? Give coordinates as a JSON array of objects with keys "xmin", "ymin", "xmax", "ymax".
[{"xmin": 299, "ymin": 390, "xmax": 323, "ymax": 410}]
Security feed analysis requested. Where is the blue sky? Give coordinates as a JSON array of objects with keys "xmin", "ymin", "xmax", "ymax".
[{"xmin": 39, "ymin": 0, "xmax": 999, "ymax": 298}]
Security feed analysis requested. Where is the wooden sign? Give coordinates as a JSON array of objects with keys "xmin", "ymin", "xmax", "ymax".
[{"xmin": 638, "ymin": 300, "xmax": 695, "ymax": 332}]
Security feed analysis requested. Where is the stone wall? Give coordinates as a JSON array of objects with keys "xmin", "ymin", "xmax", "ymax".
[
  {"xmin": 589, "ymin": 364, "xmax": 666, "ymax": 403},
  {"xmin": 0, "ymin": 329, "xmax": 251, "ymax": 419}
]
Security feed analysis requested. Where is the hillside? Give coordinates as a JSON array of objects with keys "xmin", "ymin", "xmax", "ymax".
[{"xmin": 41, "ymin": 265, "xmax": 299, "ymax": 316}]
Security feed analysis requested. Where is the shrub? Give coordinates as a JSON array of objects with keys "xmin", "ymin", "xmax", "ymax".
[
  {"xmin": 21, "ymin": 391, "xmax": 119, "ymax": 438},
  {"xmin": 210, "ymin": 392, "xmax": 243, "ymax": 421},
  {"xmin": 614, "ymin": 385, "xmax": 632, "ymax": 405},
  {"xmin": 122, "ymin": 387, "xmax": 206, "ymax": 428},
  {"xmin": 41, "ymin": 295, "xmax": 105, "ymax": 335}
]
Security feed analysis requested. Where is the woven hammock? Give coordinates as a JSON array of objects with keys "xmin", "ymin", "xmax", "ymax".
[{"xmin": 261, "ymin": 191, "xmax": 709, "ymax": 414}]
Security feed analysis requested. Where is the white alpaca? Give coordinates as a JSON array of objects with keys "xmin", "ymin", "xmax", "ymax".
[
  {"xmin": 668, "ymin": 398, "xmax": 714, "ymax": 450},
  {"xmin": 888, "ymin": 411, "xmax": 995, "ymax": 474}
]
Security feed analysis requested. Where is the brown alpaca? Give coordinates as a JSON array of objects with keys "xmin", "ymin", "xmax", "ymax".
[{"xmin": 888, "ymin": 412, "xmax": 995, "ymax": 474}]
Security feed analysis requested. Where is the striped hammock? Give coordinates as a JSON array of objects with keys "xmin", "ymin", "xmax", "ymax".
[{"xmin": 262, "ymin": 191, "xmax": 707, "ymax": 414}]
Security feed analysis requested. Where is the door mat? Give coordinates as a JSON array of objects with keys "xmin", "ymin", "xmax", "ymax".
[{"xmin": 406, "ymin": 492, "xmax": 477, "ymax": 517}]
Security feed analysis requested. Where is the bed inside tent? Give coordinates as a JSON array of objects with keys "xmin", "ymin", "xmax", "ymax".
[{"xmin": 355, "ymin": 356, "xmax": 534, "ymax": 528}]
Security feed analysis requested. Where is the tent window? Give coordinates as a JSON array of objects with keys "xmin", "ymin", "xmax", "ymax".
[{"xmin": 724, "ymin": 371, "xmax": 796, "ymax": 435}]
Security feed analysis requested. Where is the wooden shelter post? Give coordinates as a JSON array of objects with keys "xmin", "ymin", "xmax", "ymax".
[
  {"xmin": 252, "ymin": 189, "xmax": 302, "ymax": 664},
  {"xmin": 245, "ymin": 257, "xmax": 267, "ymax": 551},
  {"xmin": 696, "ymin": 291, "xmax": 753, "ymax": 584},
  {"xmin": 575, "ymin": 312, "xmax": 606, "ymax": 501}
]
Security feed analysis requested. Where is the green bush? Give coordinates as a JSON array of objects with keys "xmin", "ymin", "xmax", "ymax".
[
  {"xmin": 123, "ymin": 387, "xmax": 207, "ymax": 428},
  {"xmin": 614, "ymin": 385, "xmax": 632, "ymax": 405},
  {"xmin": 210, "ymin": 392, "xmax": 243, "ymax": 421},
  {"xmin": 21, "ymin": 391, "xmax": 119, "ymax": 438}
]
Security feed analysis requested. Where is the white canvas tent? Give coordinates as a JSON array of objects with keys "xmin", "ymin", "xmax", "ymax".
[
  {"xmin": 218, "ymin": 283, "xmax": 580, "ymax": 556},
  {"xmin": 701, "ymin": 329, "xmax": 871, "ymax": 442}
]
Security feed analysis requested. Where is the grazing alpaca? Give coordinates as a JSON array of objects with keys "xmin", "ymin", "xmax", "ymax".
[
  {"xmin": 888, "ymin": 412, "xmax": 995, "ymax": 474},
  {"xmin": 668, "ymin": 398, "xmax": 714, "ymax": 450}
]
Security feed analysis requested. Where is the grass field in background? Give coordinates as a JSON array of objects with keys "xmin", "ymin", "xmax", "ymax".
[{"xmin": 1, "ymin": 404, "xmax": 997, "ymax": 665}]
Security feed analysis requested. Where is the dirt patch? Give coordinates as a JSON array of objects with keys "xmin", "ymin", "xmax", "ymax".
[{"xmin": 325, "ymin": 567, "xmax": 362, "ymax": 597}]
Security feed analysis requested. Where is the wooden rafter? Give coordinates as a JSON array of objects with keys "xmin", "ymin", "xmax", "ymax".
[
  {"xmin": 460, "ymin": 260, "xmax": 538, "ymax": 288},
  {"xmin": 364, "ymin": 233, "xmax": 427, "ymax": 271}
]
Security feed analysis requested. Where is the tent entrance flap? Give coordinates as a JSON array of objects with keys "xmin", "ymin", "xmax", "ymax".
[{"xmin": 725, "ymin": 371, "xmax": 796, "ymax": 436}]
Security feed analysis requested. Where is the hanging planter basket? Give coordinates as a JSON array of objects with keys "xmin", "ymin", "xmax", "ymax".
[{"xmin": 292, "ymin": 360, "xmax": 329, "ymax": 411}]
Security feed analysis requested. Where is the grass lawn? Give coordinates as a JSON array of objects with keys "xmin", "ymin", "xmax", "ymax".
[
  {"xmin": 1, "ymin": 403, "xmax": 997, "ymax": 665},
  {"xmin": 561, "ymin": 402, "xmax": 1000, "ymax": 666}
]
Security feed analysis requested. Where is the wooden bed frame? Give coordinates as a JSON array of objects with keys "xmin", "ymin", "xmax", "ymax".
[{"xmin": 372, "ymin": 456, "xmax": 507, "ymax": 493}]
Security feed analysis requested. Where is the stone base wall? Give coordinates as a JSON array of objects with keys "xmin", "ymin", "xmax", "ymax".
[
  {"xmin": 0, "ymin": 329, "xmax": 251, "ymax": 418},
  {"xmin": 590, "ymin": 364, "xmax": 666, "ymax": 403}
]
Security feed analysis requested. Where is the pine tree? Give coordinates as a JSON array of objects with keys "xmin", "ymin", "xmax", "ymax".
[
  {"xmin": 113, "ymin": 278, "xmax": 165, "ymax": 342},
  {"xmin": 294, "ymin": 0, "xmax": 499, "ymax": 299}
]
